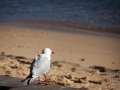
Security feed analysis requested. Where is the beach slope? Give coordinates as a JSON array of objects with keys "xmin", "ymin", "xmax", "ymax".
[{"xmin": 0, "ymin": 24, "xmax": 120, "ymax": 90}]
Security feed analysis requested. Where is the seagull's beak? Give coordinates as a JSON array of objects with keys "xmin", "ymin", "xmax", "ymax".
[{"xmin": 51, "ymin": 51, "xmax": 55, "ymax": 54}]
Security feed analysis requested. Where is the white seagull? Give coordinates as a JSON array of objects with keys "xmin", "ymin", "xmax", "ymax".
[{"xmin": 21, "ymin": 48, "xmax": 54, "ymax": 85}]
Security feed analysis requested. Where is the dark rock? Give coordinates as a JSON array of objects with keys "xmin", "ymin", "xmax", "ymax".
[{"xmin": 0, "ymin": 76, "xmax": 79, "ymax": 90}]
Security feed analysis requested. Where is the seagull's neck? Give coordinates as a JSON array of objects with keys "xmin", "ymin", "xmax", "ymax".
[
  {"xmin": 44, "ymin": 53, "xmax": 51, "ymax": 60},
  {"xmin": 41, "ymin": 53, "xmax": 51, "ymax": 57},
  {"xmin": 45, "ymin": 53, "xmax": 51, "ymax": 56}
]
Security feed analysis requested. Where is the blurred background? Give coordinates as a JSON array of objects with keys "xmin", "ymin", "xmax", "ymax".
[{"xmin": 0, "ymin": 0, "xmax": 120, "ymax": 34}]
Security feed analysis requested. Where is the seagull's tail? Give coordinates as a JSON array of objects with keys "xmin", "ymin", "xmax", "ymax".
[{"xmin": 21, "ymin": 74, "xmax": 36, "ymax": 85}]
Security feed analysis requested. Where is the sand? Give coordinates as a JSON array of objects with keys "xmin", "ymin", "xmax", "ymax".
[{"xmin": 0, "ymin": 24, "xmax": 120, "ymax": 90}]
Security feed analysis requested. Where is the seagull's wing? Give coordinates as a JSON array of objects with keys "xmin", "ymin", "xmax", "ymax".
[
  {"xmin": 31, "ymin": 55, "xmax": 40, "ymax": 66},
  {"xmin": 21, "ymin": 55, "xmax": 40, "ymax": 84},
  {"xmin": 30, "ymin": 55, "xmax": 39, "ymax": 74},
  {"xmin": 30, "ymin": 54, "xmax": 50, "ymax": 77}
]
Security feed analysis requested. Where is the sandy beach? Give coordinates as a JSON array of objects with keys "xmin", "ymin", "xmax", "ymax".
[{"xmin": 0, "ymin": 24, "xmax": 120, "ymax": 90}]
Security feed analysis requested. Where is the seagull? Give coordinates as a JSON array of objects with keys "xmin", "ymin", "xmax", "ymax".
[{"xmin": 21, "ymin": 48, "xmax": 54, "ymax": 85}]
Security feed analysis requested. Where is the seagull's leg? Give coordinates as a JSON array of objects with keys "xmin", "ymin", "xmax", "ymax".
[
  {"xmin": 44, "ymin": 74, "xmax": 51, "ymax": 85},
  {"xmin": 37, "ymin": 76, "xmax": 44, "ymax": 84}
]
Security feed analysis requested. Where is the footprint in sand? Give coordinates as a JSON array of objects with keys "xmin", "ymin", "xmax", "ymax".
[
  {"xmin": 89, "ymin": 66, "xmax": 107, "ymax": 72},
  {"xmin": 71, "ymin": 68, "xmax": 76, "ymax": 72},
  {"xmin": 1, "ymin": 52, "xmax": 5, "ymax": 55}
]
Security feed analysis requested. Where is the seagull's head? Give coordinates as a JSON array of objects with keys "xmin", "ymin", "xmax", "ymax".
[{"xmin": 42, "ymin": 48, "xmax": 54, "ymax": 55}]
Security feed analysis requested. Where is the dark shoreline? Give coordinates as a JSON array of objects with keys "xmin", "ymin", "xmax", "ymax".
[
  {"xmin": 0, "ymin": 20, "xmax": 120, "ymax": 38},
  {"xmin": 1, "ymin": 20, "xmax": 120, "ymax": 35}
]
